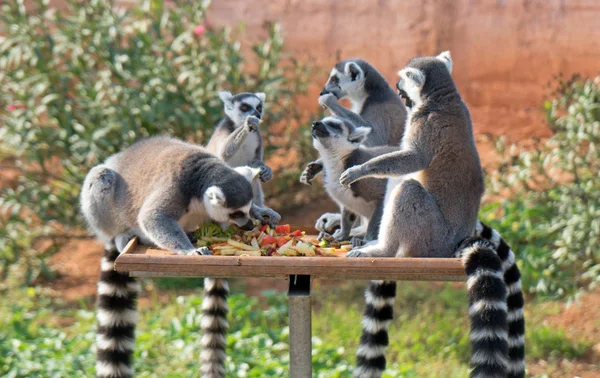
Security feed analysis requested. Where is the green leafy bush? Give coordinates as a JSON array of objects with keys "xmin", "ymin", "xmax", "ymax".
[
  {"xmin": 482, "ymin": 75, "xmax": 600, "ymax": 299},
  {"xmin": 0, "ymin": 0, "xmax": 315, "ymax": 284}
]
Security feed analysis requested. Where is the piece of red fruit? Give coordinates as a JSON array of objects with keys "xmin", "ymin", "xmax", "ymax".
[
  {"xmin": 276, "ymin": 236, "xmax": 290, "ymax": 247},
  {"xmin": 290, "ymin": 230, "xmax": 303, "ymax": 237},
  {"xmin": 275, "ymin": 224, "xmax": 291, "ymax": 234},
  {"xmin": 260, "ymin": 224, "xmax": 268, "ymax": 233},
  {"xmin": 260, "ymin": 235, "xmax": 277, "ymax": 246}
]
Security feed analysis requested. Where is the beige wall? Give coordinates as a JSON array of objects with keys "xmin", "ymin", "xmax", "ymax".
[{"xmin": 206, "ymin": 0, "xmax": 600, "ymax": 140}]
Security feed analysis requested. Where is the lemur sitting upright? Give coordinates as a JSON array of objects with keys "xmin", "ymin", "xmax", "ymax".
[
  {"xmin": 307, "ymin": 116, "xmax": 397, "ymax": 242},
  {"xmin": 202, "ymin": 91, "xmax": 280, "ymax": 378},
  {"xmin": 300, "ymin": 59, "xmax": 407, "ymax": 240},
  {"xmin": 341, "ymin": 52, "xmax": 484, "ymax": 259},
  {"xmin": 207, "ymin": 91, "xmax": 280, "ymax": 226}
]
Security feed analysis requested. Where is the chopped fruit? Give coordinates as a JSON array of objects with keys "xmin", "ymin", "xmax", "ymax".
[
  {"xmin": 260, "ymin": 235, "xmax": 277, "ymax": 246},
  {"xmin": 192, "ymin": 221, "xmax": 346, "ymax": 257},
  {"xmin": 276, "ymin": 236, "xmax": 291, "ymax": 247},
  {"xmin": 275, "ymin": 224, "xmax": 291, "ymax": 234}
]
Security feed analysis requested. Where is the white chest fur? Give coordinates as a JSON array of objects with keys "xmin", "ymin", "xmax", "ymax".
[
  {"xmin": 226, "ymin": 131, "xmax": 260, "ymax": 167},
  {"xmin": 178, "ymin": 197, "xmax": 209, "ymax": 233},
  {"xmin": 322, "ymin": 157, "xmax": 374, "ymax": 218}
]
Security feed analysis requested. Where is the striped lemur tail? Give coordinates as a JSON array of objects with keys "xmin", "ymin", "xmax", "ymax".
[
  {"xmin": 459, "ymin": 237, "xmax": 509, "ymax": 378},
  {"xmin": 353, "ymin": 221, "xmax": 525, "ymax": 378},
  {"xmin": 96, "ymin": 244, "xmax": 141, "ymax": 378},
  {"xmin": 200, "ymin": 278, "xmax": 230, "ymax": 378},
  {"xmin": 475, "ymin": 221, "xmax": 526, "ymax": 378},
  {"xmin": 353, "ymin": 280, "xmax": 396, "ymax": 378}
]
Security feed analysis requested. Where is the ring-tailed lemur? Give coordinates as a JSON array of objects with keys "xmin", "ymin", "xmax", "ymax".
[
  {"xmin": 203, "ymin": 92, "xmax": 282, "ymax": 377},
  {"xmin": 342, "ymin": 51, "xmax": 484, "ymax": 258},
  {"xmin": 206, "ymin": 91, "xmax": 281, "ymax": 226},
  {"xmin": 474, "ymin": 222, "xmax": 525, "ymax": 378},
  {"xmin": 346, "ymin": 52, "xmax": 525, "ymax": 378},
  {"xmin": 81, "ymin": 136, "xmax": 263, "ymax": 378},
  {"xmin": 300, "ymin": 59, "xmax": 407, "ymax": 240},
  {"xmin": 305, "ymin": 116, "xmax": 398, "ymax": 242}
]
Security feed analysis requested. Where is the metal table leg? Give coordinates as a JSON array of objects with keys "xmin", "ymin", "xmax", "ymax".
[{"xmin": 288, "ymin": 275, "xmax": 312, "ymax": 378}]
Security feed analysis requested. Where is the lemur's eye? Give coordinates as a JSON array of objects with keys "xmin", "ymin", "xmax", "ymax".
[
  {"xmin": 405, "ymin": 71, "xmax": 413, "ymax": 80},
  {"xmin": 230, "ymin": 211, "xmax": 244, "ymax": 219},
  {"xmin": 329, "ymin": 76, "xmax": 339, "ymax": 85},
  {"xmin": 256, "ymin": 105, "xmax": 263, "ymax": 113},
  {"xmin": 240, "ymin": 104, "xmax": 250, "ymax": 112},
  {"xmin": 328, "ymin": 122, "xmax": 342, "ymax": 131}
]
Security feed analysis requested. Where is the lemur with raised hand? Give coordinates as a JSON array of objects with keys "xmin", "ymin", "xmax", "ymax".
[
  {"xmin": 341, "ymin": 52, "xmax": 524, "ymax": 378},
  {"xmin": 202, "ymin": 92, "xmax": 281, "ymax": 377},
  {"xmin": 207, "ymin": 91, "xmax": 280, "ymax": 226},
  {"xmin": 307, "ymin": 116, "xmax": 398, "ymax": 242},
  {"xmin": 80, "ymin": 136, "xmax": 263, "ymax": 378},
  {"xmin": 300, "ymin": 59, "xmax": 407, "ymax": 240}
]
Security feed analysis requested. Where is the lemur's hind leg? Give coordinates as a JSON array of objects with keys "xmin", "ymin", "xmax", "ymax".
[
  {"xmin": 80, "ymin": 165, "xmax": 118, "ymax": 242},
  {"xmin": 347, "ymin": 179, "xmax": 450, "ymax": 258}
]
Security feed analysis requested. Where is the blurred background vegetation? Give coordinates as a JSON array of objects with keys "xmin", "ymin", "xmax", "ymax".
[{"xmin": 0, "ymin": 0, "xmax": 599, "ymax": 377}]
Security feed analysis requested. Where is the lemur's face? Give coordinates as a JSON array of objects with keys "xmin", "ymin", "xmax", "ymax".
[
  {"xmin": 311, "ymin": 116, "xmax": 371, "ymax": 152},
  {"xmin": 218, "ymin": 91, "xmax": 265, "ymax": 126},
  {"xmin": 396, "ymin": 51, "xmax": 453, "ymax": 111},
  {"xmin": 320, "ymin": 60, "xmax": 365, "ymax": 100},
  {"xmin": 396, "ymin": 67, "xmax": 425, "ymax": 110},
  {"xmin": 204, "ymin": 186, "xmax": 254, "ymax": 230}
]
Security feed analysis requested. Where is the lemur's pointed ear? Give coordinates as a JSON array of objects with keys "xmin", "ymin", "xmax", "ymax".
[
  {"xmin": 436, "ymin": 51, "xmax": 453, "ymax": 73},
  {"xmin": 254, "ymin": 92, "xmax": 266, "ymax": 103},
  {"xmin": 234, "ymin": 166, "xmax": 261, "ymax": 183},
  {"xmin": 218, "ymin": 91, "xmax": 233, "ymax": 105},
  {"xmin": 348, "ymin": 126, "xmax": 372, "ymax": 143},
  {"xmin": 344, "ymin": 62, "xmax": 364, "ymax": 82},
  {"xmin": 205, "ymin": 186, "xmax": 226, "ymax": 206}
]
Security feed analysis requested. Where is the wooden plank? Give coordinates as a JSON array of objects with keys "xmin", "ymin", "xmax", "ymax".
[{"xmin": 115, "ymin": 243, "xmax": 465, "ymax": 282}]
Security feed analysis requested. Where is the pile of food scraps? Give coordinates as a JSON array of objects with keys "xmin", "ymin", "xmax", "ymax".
[{"xmin": 192, "ymin": 223, "xmax": 352, "ymax": 257}]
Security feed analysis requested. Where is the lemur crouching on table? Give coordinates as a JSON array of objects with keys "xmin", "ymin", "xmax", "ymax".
[{"xmin": 81, "ymin": 136, "xmax": 264, "ymax": 378}]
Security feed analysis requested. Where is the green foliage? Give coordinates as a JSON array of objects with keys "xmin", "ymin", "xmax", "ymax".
[
  {"xmin": 482, "ymin": 75, "xmax": 600, "ymax": 299},
  {"xmin": 0, "ymin": 0, "xmax": 315, "ymax": 284},
  {"xmin": 0, "ymin": 284, "xmax": 591, "ymax": 377}
]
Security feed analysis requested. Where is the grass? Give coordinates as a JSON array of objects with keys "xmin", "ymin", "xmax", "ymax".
[{"xmin": 0, "ymin": 282, "xmax": 593, "ymax": 378}]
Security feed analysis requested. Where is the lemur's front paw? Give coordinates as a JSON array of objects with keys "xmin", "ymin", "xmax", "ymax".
[
  {"xmin": 346, "ymin": 249, "xmax": 369, "ymax": 258},
  {"xmin": 299, "ymin": 162, "xmax": 320, "ymax": 185},
  {"xmin": 259, "ymin": 165, "xmax": 273, "ymax": 183},
  {"xmin": 315, "ymin": 212, "xmax": 341, "ymax": 234},
  {"xmin": 350, "ymin": 236, "xmax": 364, "ymax": 248},
  {"xmin": 244, "ymin": 115, "xmax": 261, "ymax": 131},
  {"xmin": 332, "ymin": 229, "xmax": 349, "ymax": 242},
  {"xmin": 318, "ymin": 93, "xmax": 337, "ymax": 109},
  {"xmin": 182, "ymin": 247, "xmax": 212, "ymax": 256},
  {"xmin": 339, "ymin": 165, "xmax": 364, "ymax": 187},
  {"xmin": 253, "ymin": 207, "xmax": 281, "ymax": 228}
]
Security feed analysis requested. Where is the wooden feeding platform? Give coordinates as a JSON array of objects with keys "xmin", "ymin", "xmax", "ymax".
[{"xmin": 114, "ymin": 234, "xmax": 466, "ymax": 377}]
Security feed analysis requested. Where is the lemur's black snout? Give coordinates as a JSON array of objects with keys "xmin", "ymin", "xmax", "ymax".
[
  {"xmin": 252, "ymin": 110, "xmax": 262, "ymax": 119},
  {"xmin": 239, "ymin": 219, "xmax": 255, "ymax": 231},
  {"xmin": 319, "ymin": 89, "xmax": 328, "ymax": 96},
  {"xmin": 311, "ymin": 121, "xmax": 329, "ymax": 138}
]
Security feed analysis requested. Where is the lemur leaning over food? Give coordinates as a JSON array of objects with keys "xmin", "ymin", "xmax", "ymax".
[
  {"xmin": 300, "ymin": 58, "xmax": 407, "ymax": 239},
  {"xmin": 80, "ymin": 136, "xmax": 265, "ymax": 378},
  {"xmin": 340, "ymin": 52, "xmax": 524, "ymax": 378},
  {"xmin": 202, "ymin": 92, "xmax": 281, "ymax": 378}
]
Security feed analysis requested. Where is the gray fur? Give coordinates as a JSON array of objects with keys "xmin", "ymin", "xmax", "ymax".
[
  {"xmin": 302, "ymin": 59, "xmax": 407, "ymax": 240},
  {"xmin": 344, "ymin": 52, "xmax": 485, "ymax": 258},
  {"xmin": 206, "ymin": 92, "xmax": 280, "ymax": 226},
  {"xmin": 80, "ymin": 137, "xmax": 257, "ymax": 255},
  {"xmin": 309, "ymin": 116, "xmax": 396, "ymax": 242}
]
